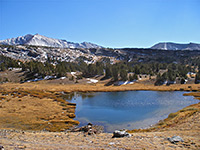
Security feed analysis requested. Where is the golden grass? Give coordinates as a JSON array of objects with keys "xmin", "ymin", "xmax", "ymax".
[
  {"xmin": 183, "ymin": 92, "xmax": 200, "ymax": 100},
  {"xmin": 1, "ymin": 82, "xmax": 200, "ymax": 93},
  {"xmin": 0, "ymin": 88, "xmax": 78, "ymax": 132}
]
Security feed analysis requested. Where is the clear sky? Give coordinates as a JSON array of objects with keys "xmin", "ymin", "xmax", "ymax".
[{"xmin": 0, "ymin": 0, "xmax": 200, "ymax": 48}]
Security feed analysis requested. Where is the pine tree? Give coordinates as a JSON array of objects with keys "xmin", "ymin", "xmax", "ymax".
[
  {"xmin": 112, "ymin": 66, "xmax": 118, "ymax": 81},
  {"xmin": 195, "ymin": 72, "xmax": 200, "ymax": 84},
  {"xmin": 105, "ymin": 67, "xmax": 112, "ymax": 78},
  {"xmin": 120, "ymin": 69, "xmax": 127, "ymax": 81},
  {"xmin": 133, "ymin": 73, "xmax": 138, "ymax": 80}
]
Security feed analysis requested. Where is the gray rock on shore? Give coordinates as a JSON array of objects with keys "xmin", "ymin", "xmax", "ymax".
[
  {"xmin": 71, "ymin": 123, "xmax": 104, "ymax": 135},
  {"xmin": 168, "ymin": 136, "xmax": 184, "ymax": 144},
  {"xmin": 112, "ymin": 130, "xmax": 132, "ymax": 138},
  {"xmin": 0, "ymin": 145, "xmax": 4, "ymax": 150}
]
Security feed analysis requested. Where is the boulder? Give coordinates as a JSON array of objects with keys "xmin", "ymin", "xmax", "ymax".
[
  {"xmin": 168, "ymin": 136, "xmax": 184, "ymax": 144},
  {"xmin": 112, "ymin": 130, "xmax": 132, "ymax": 138},
  {"xmin": 0, "ymin": 145, "xmax": 4, "ymax": 150},
  {"xmin": 71, "ymin": 123, "xmax": 104, "ymax": 135}
]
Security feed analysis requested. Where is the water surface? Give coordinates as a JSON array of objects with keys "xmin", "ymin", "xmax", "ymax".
[{"xmin": 66, "ymin": 91, "xmax": 198, "ymax": 132}]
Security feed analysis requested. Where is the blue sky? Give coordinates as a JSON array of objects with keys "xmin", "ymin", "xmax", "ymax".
[{"xmin": 0, "ymin": 0, "xmax": 200, "ymax": 48}]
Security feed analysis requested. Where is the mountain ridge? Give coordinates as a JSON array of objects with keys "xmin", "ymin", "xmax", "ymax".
[
  {"xmin": 1, "ymin": 34, "xmax": 200, "ymax": 50},
  {"xmin": 0, "ymin": 34, "xmax": 103, "ymax": 49},
  {"xmin": 151, "ymin": 42, "xmax": 200, "ymax": 50}
]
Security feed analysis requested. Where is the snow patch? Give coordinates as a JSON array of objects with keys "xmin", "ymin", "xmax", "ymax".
[
  {"xmin": 87, "ymin": 78, "xmax": 98, "ymax": 83},
  {"xmin": 114, "ymin": 81, "xmax": 135, "ymax": 85},
  {"xmin": 59, "ymin": 77, "xmax": 66, "ymax": 80}
]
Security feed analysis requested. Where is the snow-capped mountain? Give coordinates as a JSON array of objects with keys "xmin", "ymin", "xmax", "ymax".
[
  {"xmin": 151, "ymin": 42, "xmax": 200, "ymax": 50},
  {"xmin": 0, "ymin": 34, "xmax": 103, "ymax": 49}
]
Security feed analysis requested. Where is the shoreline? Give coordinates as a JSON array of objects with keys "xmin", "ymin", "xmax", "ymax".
[
  {"xmin": 0, "ymin": 82, "xmax": 199, "ymax": 132},
  {"xmin": 0, "ymin": 82, "xmax": 199, "ymax": 149},
  {"xmin": 67, "ymin": 91, "xmax": 199, "ymax": 133},
  {"xmin": 0, "ymin": 105, "xmax": 199, "ymax": 149}
]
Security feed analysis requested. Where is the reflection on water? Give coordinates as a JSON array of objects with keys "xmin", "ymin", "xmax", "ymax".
[
  {"xmin": 63, "ymin": 92, "xmax": 95, "ymax": 100},
  {"xmin": 66, "ymin": 91, "xmax": 199, "ymax": 132}
]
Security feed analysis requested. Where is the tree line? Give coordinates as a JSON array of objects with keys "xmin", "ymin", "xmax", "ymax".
[{"xmin": 0, "ymin": 54, "xmax": 199, "ymax": 84}]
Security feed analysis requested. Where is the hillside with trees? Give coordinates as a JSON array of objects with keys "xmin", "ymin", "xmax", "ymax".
[{"xmin": 1, "ymin": 51, "xmax": 199, "ymax": 85}]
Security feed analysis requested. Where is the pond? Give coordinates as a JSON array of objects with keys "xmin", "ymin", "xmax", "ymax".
[{"xmin": 66, "ymin": 91, "xmax": 198, "ymax": 132}]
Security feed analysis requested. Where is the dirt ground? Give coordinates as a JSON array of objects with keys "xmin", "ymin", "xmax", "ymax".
[{"xmin": 0, "ymin": 112, "xmax": 199, "ymax": 149}]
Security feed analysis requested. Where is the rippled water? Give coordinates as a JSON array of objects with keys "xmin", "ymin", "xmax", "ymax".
[{"xmin": 66, "ymin": 91, "xmax": 198, "ymax": 132}]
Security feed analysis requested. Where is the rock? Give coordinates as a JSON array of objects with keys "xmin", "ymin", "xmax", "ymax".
[
  {"xmin": 93, "ymin": 125, "xmax": 104, "ymax": 134},
  {"xmin": 87, "ymin": 123, "xmax": 93, "ymax": 126},
  {"xmin": 0, "ymin": 145, "xmax": 4, "ymax": 150},
  {"xmin": 168, "ymin": 136, "xmax": 184, "ymax": 144},
  {"xmin": 112, "ymin": 130, "xmax": 132, "ymax": 138},
  {"xmin": 71, "ymin": 123, "xmax": 104, "ymax": 135},
  {"xmin": 109, "ymin": 142, "xmax": 115, "ymax": 145},
  {"xmin": 18, "ymin": 145, "xmax": 26, "ymax": 149},
  {"xmin": 88, "ymin": 129, "xmax": 94, "ymax": 135}
]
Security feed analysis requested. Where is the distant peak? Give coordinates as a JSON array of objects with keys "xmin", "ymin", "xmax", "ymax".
[
  {"xmin": 23, "ymin": 34, "xmax": 34, "ymax": 41},
  {"xmin": 81, "ymin": 41, "xmax": 90, "ymax": 44},
  {"xmin": 34, "ymin": 33, "xmax": 42, "ymax": 36},
  {"xmin": 24, "ymin": 34, "xmax": 33, "ymax": 37},
  {"xmin": 151, "ymin": 42, "xmax": 200, "ymax": 50},
  {"xmin": 33, "ymin": 33, "xmax": 43, "ymax": 37}
]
